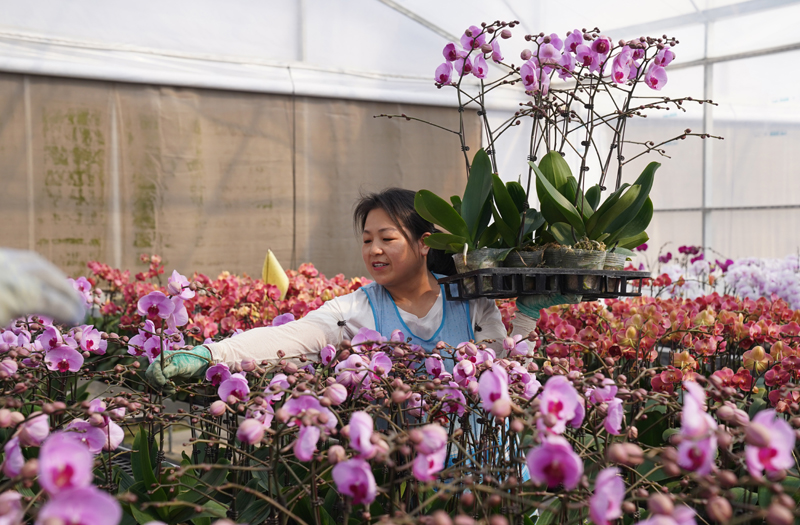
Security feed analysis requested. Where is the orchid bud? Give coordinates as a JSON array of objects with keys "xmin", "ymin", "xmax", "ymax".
[
  {"xmin": 236, "ymin": 418, "xmax": 265, "ymax": 445},
  {"xmin": 283, "ymin": 362, "xmax": 298, "ymax": 374},
  {"xmin": 733, "ymin": 409, "xmax": 750, "ymax": 426},
  {"xmin": 433, "ymin": 510, "xmax": 453, "ymax": 525},
  {"xmin": 241, "ymin": 359, "xmax": 256, "ymax": 372},
  {"xmin": 510, "ymin": 418, "xmax": 524, "ymax": 433},
  {"xmin": 328, "ymin": 445, "xmax": 347, "ymax": 465},
  {"xmin": 716, "ymin": 404, "xmax": 734, "ymax": 421},
  {"xmin": 324, "ymin": 383, "xmax": 348, "ymax": 406},
  {"xmin": 275, "ymin": 408, "xmax": 289, "ymax": 423},
  {"xmin": 501, "ymin": 29, "xmax": 512, "ymax": 39},
  {"xmin": 648, "ymin": 494, "xmax": 674, "ymax": 516},
  {"xmin": 745, "ymin": 422, "xmax": 771, "ymax": 448},
  {"xmin": 89, "ymin": 413, "xmax": 105, "ymax": 427},
  {"xmin": 706, "ymin": 496, "xmax": 732, "ymax": 523},
  {"xmin": 491, "ymin": 398, "xmax": 512, "ymax": 419},
  {"xmin": 480, "ymin": 43, "xmax": 493, "ymax": 54},
  {"xmin": 454, "ymin": 515, "xmax": 476, "ymax": 525},
  {"xmin": 716, "ymin": 428, "xmax": 733, "ymax": 449},
  {"xmin": 626, "ymin": 426, "xmax": 639, "ymax": 440},
  {"xmin": 0, "ymin": 409, "xmax": 12, "ymax": 428},
  {"xmin": 717, "ymin": 469, "xmax": 737, "ymax": 488},
  {"xmin": 209, "ymin": 400, "xmax": 226, "ymax": 417},
  {"xmin": 766, "ymin": 503, "xmax": 794, "ymax": 525},
  {"xmin": 466, "ymin": 380, "xmax": 479, "ymax": 396},
  {"xmin": 520, "ymin": 49, "xmax": 532, "ymax": 60}
]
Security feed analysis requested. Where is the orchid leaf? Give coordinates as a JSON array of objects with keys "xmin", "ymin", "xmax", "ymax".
[
  {"xmin": 586, "ymin": 185, "xmax": 642, "ymax": 239},
  {"xmin": 550, "ymin": 222, "xmax": 579, "ymax": 245},
  {"xmin": 606, "ymin": 197, "xmax": 653, "ymax": 245},
  {"xmin": 506, "ymin": 181, "xmax": 528, "ymax": 213},
  {"xmin": 617, "ymin": 232, "xmax": 649, "ymax": 250},
  {"xmin": 604, "ymin": 162, "xmax": 659, "ymax": 234},
  {"xmin": 492, "ymin": 174, "xmax": 521, "ymax": 234},
  {"xmin": 562, "ymin": 176, "xmax": 594, "ymax": 222},
  {"xmin": 522, "ymin": 210, "xmax": 545, "ymax": 237},
  {"xmin": 584, "ymin": 183, "xmax": 629, "ymax": 235},
  {"xmin": 585, "ymin": 185, "xmax": 602, "ymax": 211},
  {"xmin": 531, "ymin": 161, "xmax": 585, "ymax": 235},
  {"xmin": 474, "ymin": 197, "xmax": 494, "ymax": 245},
  {"xmin": 492, "ymin": 207, "xmax": 519, "ymax": 248},
  {"xmin": 477, "ymin": 223, "xmax": 500, "ymax": 248},
  {"xmin": 538, "ymin": 151, "xmax": 572, "ymax": 193},
  {"xmin": 415, "ymin": 190, "xmax": 470, "ymax": 241},
  {"xmin": 450, "ymin": 195, "xmax": 462, "ymax": 215},
  {"xmin": 424, "ymin": 233, "xmax": 467, "ymax": 253},
  {"xmin": 461, "ymin": 149, "xmax": 494, "ymax": 241}
]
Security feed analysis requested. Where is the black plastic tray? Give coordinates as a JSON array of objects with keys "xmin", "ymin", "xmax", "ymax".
[{"xmin": 437, "ymin": 267, "xmax": 651, "ymax": 301}]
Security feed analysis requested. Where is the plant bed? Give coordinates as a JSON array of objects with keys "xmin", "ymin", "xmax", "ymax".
[{"xmin": 438, "ymin": 267, "xmax": 650, "ymax": 300}]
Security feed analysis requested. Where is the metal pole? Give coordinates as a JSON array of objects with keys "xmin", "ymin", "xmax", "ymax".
[{"xmin": 701, "ymin": 21, "xmax": 714, "ymax": 253}]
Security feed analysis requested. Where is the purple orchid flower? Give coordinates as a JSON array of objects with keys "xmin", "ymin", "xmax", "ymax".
[
  {"xmin": 167, "ymin": 269, "xmax": 195, "ymax": 300},
  {"xmin": 442, "ymin": 42, "xmax": 465, "ymax": 62},
  {"xmin": 294, "ymin": 424, "xmax": 320, "ymax": 462},
  {"xmin": 348, "ymin": 411, "xmax": 375, "ymax": 459},
  {"xmin": 38, "ymin": 432, "xmax": 94, "ymax": 494},
  {"xmin": 282, "ymin": 395, "xmax": 338, "ymax": 431},
  {"xmin": 64, "ymin": 419, "xmax": 108, "ymax": 454},
  {"xmin": 350, "ymin": 327, "xmax": 385, "ymax": 352},
  {"xmin": 576, "ymin": 44, "xmax": 600, "ymax": 71},
  {"xmin": 413, "ymin": 424, "xmax": 448, "ymax": 455},
  {"xmin": 472, "ymin": 54, "xmax": 488, "ymax": 79},
  {"xmin": 272, "ymin": 312, "xmax": 295, "ymax": 326},
  {"xmin": 589, "ymin": 467, "xmax": 625, "ymax": 525},
  {"xmin": 604, "ymin": 398, "xmax": 624, "ymax": 435},
  {"xmin": 2, "ymin": 437, "xmax": 23, "ymax": 477},
  {"xmin": 206, "ymin": 363, "xmax": 231, "ymax": 387},
  {"xmin": 332, "ymin": 458, "xmax": 377, "ymax": 505},
  {"xmin": 35, "ymin": 486, "xmax": 122, "ymax": 525},
  {"xmin": 745, "ymin": 409, "xmax": 796, "ymax": 476},
  {"xmin": 645, "ymin": 63, "xmax": 668, "ymax": 90},
  {"xmin": 0, "ymin": 358, "xmax": 17, "ymax": 377},
  {"xmin": 460, "ymin": 25, "xmax": 485, "ymax": 51},
  {"xmin": 320, "ymin": 344, "xmax": 337, "ymax": 366},
  {"xmin": 236, "ymin": 418, "xmax": 266, "ymax": 445},
  {"xmin": 435, "ymin": 382, "xmax": 467, "ymax": 417},
  {"xmin": 564, "ymin": 30, "xmax": 583, "ymax": 54},
  {"xmin": 136, "ymin": 291, "xmax": 174, "ymax": 320},
  {"xmin": 18, "ymin": 413, "xmax": 50, "ymax": 447},
  {"xmin": 0, "ymin": 491, "xmax": 23, "ymax": 525},
  {"xmin": 219, "ymin": 372, "xmax": 250, "ymax": 402},
  {"xmin": 491, "ymin": 39, "xmax": 503, "ymax": 62},
  {"xmin": 454, "ymin": 55, "xmax": 473, "ymax": 77},
  {"xmin": 538, "ymin": 375, "xmax": 581, "ymax": 434},
  {"xmin": 557, "ymin": 51, "xmax": 576, "ymax": 80},
  {"xmin": 538, "ymin": 43, "xmax": 561, "ymax": 66},
  {"xmin": 478, "ymin": 364, "xmax": 510, "ymax": 413},
  {"xmin": 412, "ymin": 446, "xmax": 447, "ymax": 482},
  {"xmin": 435, "ymin": 62, "xmax": 453, "ymax": 84},
  {"xmin": 526, "ymin": 435, "xmax": 583, "ymax": 490},
  {"xmin": 520, "ymin": 60, "xmax": 539, "ymax": 92}
]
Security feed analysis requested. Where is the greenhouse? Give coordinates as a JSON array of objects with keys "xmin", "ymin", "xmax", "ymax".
[{"xmin": 0, "ymin": 2, "xmax": 799, "ymax": 525}]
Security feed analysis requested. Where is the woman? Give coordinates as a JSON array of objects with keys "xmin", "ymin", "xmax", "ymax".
[{"xmin": 146, "ymin": 188, "xmax": 508, "ymax": 393}]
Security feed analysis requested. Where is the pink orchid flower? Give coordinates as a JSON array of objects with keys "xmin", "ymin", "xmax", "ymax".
[
  {"xmin": 478, "ymin": 364, "xmax": 510, "ymax": 412},
  {"xmin": 435, "ymin": 62, "xmax": 453, "ymax": 85},
  {"xmin": 460, "ymin": 25, "xmax": 485, "ymax": 50},
  {"xmin": 38, "ymin": 432, "xmax": 94, "ymax": 494},
  {"xmin": 206, "ymin": 363, "xmax": 232, "ymax": 387},
  {"xmin": 645, "ymin": 63, "xmax": 668, "ymax": 90},
  {"xmin": 332, "ymin": 458, "xmax": 377, "ymax": 505},
  {"xmin": 538, "ymin": 375, "xmax": 581, "ymax": 434},
  {"xmin": 167, "ymin": 270, "xmax": 195, "ymax": 300},
  {"xmin": 412, "ymin": 446, "xmax": 447, "ymax": 482},
  {"xmin": 136, "ymin": 291, "xmax": 174, "ymax": 320},
  {"xmin": 589, "ymin": 467, "xmax": 625, "ymax": 525},
  {"xmin": 745, "ymin": 409, "xmax": 796, "ymax": 476},
  {"xmin": 294, "ymin": 424, "xmax": 320, "ymax": 462},
  {"xmin": 218, "ymin": 372, "xmax": 250, "ymax": 402},
  {"xmin": 237, "ymin": 418, "xmax": 266, "ymax": 445},
  {"xmin": 526, "ymin": 435, "xmax": 583, "ymax": 490},
  {"xmin": 348, "ymin": 411, "xmax": 376, "ymax": 459},
  {"xmin": 36, "ymin": 486, "xmax": 121, "ymax": 525}
]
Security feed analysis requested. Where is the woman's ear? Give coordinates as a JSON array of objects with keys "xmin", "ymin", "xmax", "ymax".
[{"xmin": 419, "ymin": 232, "xmax": 431, "ymax": 256}]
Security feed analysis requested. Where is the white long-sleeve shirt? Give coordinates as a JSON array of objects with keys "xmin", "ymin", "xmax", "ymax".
[{"xmin": 206, "ymin": 289, "xmax": 507, "ymax": 366}]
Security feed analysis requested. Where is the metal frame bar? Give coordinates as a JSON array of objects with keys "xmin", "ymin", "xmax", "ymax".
[{"xmin": 609, "ymin": 0, "xmax": 800, "ymax": 36}]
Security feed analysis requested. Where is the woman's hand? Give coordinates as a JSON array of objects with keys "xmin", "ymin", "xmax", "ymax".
[{"xmin": 145, "ymin": 346, "xmax": 212, "ymax": 394}]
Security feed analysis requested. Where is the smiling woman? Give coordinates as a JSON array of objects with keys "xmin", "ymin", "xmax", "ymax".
[{"xmin": 146, "ymin": 188, "xmax": 507, "ymax": 390}]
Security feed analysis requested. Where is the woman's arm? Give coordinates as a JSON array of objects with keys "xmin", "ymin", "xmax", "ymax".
[
  {"xmin": 470, "ymin": 297, "xmax": 508, "ymax": 345},
  {"xmin": 206, "ymin": 291, "xmax": 372, "ymax": 367}
]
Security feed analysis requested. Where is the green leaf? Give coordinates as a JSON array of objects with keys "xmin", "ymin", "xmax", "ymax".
[
  {"xmin": 535, "ymin": 500, "xmax": 561, "ymax": 525},
  {"xmin": 562, "ymin": 176, "xmax": 594, "ymax": 222},
  {"xmin": 506, "ymin": 181, "xmax": 528, "ymax": 213},
  {"xmin": 129, "ymin": 502, "xmax": 161, "ymax": 525},
  {"xmin": 607, "ymin": 197, "xmax": 653, "ymax": 244},
  {"xmin": 415, "ymin": 190, "xmax": 470, "ymax": 240},
  {"xmin": 585, "ymin": 184, "xmax": 602, "ymax": 211},
  {"xmin": 604, "ymin": 162, "xmax": 659, "ymax": 234},
  {"xmin": 782, "ymin": 476, "xmax": 800, "ymax": 504},
  {"xmin": 492, "ymin": 174, "xmax": 521, "ymax": 233},
  {"xmin": 131, "ymin": 428, "xmax": 168, "ymax": 517},
  {"xmin": 617, "ymin": 232, "xmax": 649, "ymax": 250},
  {"xmin": 748, "ymin": 395, "xmax": 767, "ymax": 420},
  {"xmin": 449, "ymin": 195, "xmax": 462, "ymax": 214},
  {"xmin": 538, "ymin": 151, "xmax": 572, "ymax": 192},
  {"xmin": 474, "ymin": 194, "xmax": 495, "ymax": 243},
  {"xmin": 477, "ymin": 223, "xmax": 500, "ymax": 248},
  {"xmin": 522, "ymin": 210, "xmax": 545, "ymax": 237},
  {"xmin": 638, "ymin": 410, "xmax": 672, "ymax": 448},
  {"xmin": 550, "ymin": 222, "xmax": 579, "ymax": 245},
  {"xmin": 584, "ymin": 183, "xmax": 629, "ymax": 235},
  {"xmin": 531, "ymin": 161, "xmax": 585, "ymax": 234},
  {"xmin": 461, "ymin": 149, "xmax": 494, "ymax": 241},
  {"xmin": 492, "ymin": 207, "xmax": 519, "ymax": 248},
  {"xmin": 586, "ymin": 185, "xmax": 642, "ymax": 239},
  {"xmin": 177, "ymin": 458, "xmax": 230, "ymax": 505},
  {"xmin": 424, "ymin": 233, "xmax": 467, "ymax": 253}
]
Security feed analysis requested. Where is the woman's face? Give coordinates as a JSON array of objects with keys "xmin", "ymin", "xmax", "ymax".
[{"xmin": 361, "ymin": 208, "xmax": 429, "ymax": 289}]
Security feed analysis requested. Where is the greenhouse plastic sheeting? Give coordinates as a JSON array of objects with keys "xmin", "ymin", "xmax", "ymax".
[{"xmin": 0, "ymin": 73, "xmax": 480, "ymax": 278}]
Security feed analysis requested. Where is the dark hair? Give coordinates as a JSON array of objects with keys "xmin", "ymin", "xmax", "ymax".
[{"xmin": 353, "ymin": 188, "xmax": 456, "ymax": 276}]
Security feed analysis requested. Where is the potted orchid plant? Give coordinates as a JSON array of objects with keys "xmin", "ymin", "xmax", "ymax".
[{"xmin": 388, "ymin": 20, "xmax": 720, "ymax": 276}]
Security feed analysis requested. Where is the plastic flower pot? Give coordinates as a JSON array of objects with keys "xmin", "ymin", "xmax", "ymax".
[
  {"xmin": 603, "ymin": 252, "xmax": 627, "ymax": 270},
  {"xmin": 504, "ymin": 248, "xmax": 544, "ymax": 268},
  {"xmin": 452, "ymin": 248, "xmax": 506, "ymax": 293}
]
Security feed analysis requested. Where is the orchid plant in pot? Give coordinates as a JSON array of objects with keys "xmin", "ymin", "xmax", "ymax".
[{"xmin": 384, "ymin": 20, "xmax": 721, "ymax": 279}]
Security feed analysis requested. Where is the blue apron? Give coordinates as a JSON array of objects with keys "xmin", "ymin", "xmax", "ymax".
[{"xmin": 359, "ymin": 275, "xmax": 474, "ymax": 351}]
